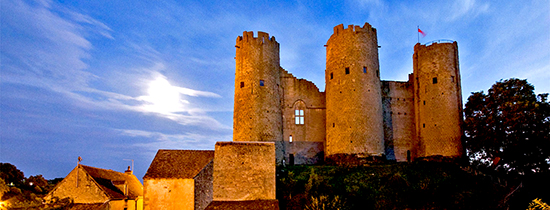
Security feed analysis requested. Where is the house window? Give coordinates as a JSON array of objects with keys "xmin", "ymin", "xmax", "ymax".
[
  {"xmin": 240, "ymin": 82, "xmax": 244, "ymax": 88},
  {"xmin": 345, "ymin": 67, "xmax": 350, "ymax": 75},
  {"xmin": 363, "ymin": 66, "xmax": 367, "ymax": 73},
  {"xmin": 260, "ymin": 80, "xmax": 264, "ymax": 86},
  {"xmin": 289, "ymin": 135, "xmax": 293, "ymax": 143},
  {"xmin": 330, "ymin": 73, "xmax": 333, "ymax": 79},
  {"xmin": 433, "ymin": 77, "xmax": 438, "ymax": 84},
  {"xmin": 295, "ymin": 109, "xmax": 304, "ymax": 125}
]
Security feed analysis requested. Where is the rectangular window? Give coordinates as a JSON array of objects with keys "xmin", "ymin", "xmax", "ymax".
[
  {"xmin": 260, "ymin": 80, "xmax": 264, "ymax": 86},
  {"xmin": 330, "ymin": 73, "xmax": 333, "ymax": 79},
  {"xmin": 345, "ymin": 67, "xmax": 350, "ymax": 75},
  {"xmin": 289, "ymin": 135, "xmax": 293, "ymax": 143},
  {"xmin": 433, "ymin": 77, "xmax": 438, "ymax": 84},
  {"xmin": 240, "ymin": 82, "xmax": 244, "ymax": 88},
  {"xmin": 363, "ymin": 66, "xmax": 367, "ymax": 73},
  {"xmin": 295, "ymin": 109, "xmax": 304, "ymax": 125},
  {"xmin": 451, "ymin": 76, "xmax": 455, "ymax": 82}
]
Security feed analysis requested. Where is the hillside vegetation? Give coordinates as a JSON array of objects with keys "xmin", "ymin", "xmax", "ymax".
[{"xmin": 276, "ymin": 162, "xmax": 549, "ymax": 210}]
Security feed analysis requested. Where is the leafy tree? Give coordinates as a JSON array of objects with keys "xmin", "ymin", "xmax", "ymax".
[
  {"xmin": 0, "ymin": 163, "xmax": 25, "ymax": 187},
  {"xmin": 464, "ymin": 78, "xmax": 550, "ymax": 176}
]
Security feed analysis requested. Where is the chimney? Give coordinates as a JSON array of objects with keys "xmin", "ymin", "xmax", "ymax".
[{"xmin": 125, "ymin": 166, "xmax": 132, "ymax": 175}]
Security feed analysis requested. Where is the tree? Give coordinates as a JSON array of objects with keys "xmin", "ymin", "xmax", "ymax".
[
  {"xmin": 464, "ymin": 78, "xmax": 550, "ymax": 176},
  {"xmin": 0, "ymin": 163, "xmax": 25, "ymax": 187}
]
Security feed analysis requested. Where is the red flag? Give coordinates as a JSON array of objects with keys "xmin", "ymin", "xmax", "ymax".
[{"xmin": 418, "ymin": 28, "xmax": 426, "ymax": 37}]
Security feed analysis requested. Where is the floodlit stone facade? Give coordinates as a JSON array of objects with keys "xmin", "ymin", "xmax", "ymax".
[
  {"xmin": 143, "ymin": 150, "xmax": 214, "ymax": 210},
  {"xmin": 45, "ymin": 165, "xmax": 143, "ymax": 210},
  {"xmin": 233, "ymin": 22, "xmax": 464, "ymax": 164},
  {"xmin": 212, "ymin": 141, "xmax": 276, "ymax": 201}
]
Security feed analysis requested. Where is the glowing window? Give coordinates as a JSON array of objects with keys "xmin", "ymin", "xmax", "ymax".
[
  {"xmin": 295, "ymin": 109, "xmax": 304, "ymax": 125},
  {"xmin": 289, "ymin": 135, "xmax": 293, "ymax": 143}
]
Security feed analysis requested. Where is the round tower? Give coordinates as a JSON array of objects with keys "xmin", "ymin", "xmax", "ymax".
[
  {"xmin": 413, "ymin": 41, "xmax": 463, "ymax": 159},
  {"xmin": 233, "ymin": 31, "xmax": 283, "ymax": 145},
  {"xmin": 325, "ymin": 23, "xmax": 385, "ymax": 159}
]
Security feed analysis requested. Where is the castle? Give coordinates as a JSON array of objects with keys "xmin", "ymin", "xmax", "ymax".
[
  {"xmin": 233, "ymin": 22, "xmax": 464, "ymax": 165},
  {"xmin": 45, "ymin": 22, "xmax": 466, "ymax": 210}
]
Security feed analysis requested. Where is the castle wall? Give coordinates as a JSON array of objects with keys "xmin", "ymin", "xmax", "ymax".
[
  {"xmin": 382, "ymin": 77, "xmax": 416, "ymax": 162},
  {"xmin": 413, "ymin": 42, "xmax": 463, "ymax": 159},
  {"xmin": 280, "ymin": 69, "xmax": 326, "ymax": 165},
  {"xmin": 143, "ymin": 178, "xmax": 194, "ymax": 210},
  {"xmin": 233, "ymin": 31, "xmax": 283, "ymax": 162},
  {"xmin": 194, "ymin": 161, "xmax": 214, "ymax": 210},
  {"xmin": 325, "ymin": 23, "xmax": 384, "ymax": 158},
  {"xmin": 213, "ymin": 142, "xmax": 276, "ymax": 201}
]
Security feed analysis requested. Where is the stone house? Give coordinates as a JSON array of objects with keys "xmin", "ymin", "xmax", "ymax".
[
  {"xmin": 45, "ymin": 164, "xmax": 143, "ymax": 210},
  {"xmin": 143, "ymin": 150, "xmax": 214, "ymax": 210}
]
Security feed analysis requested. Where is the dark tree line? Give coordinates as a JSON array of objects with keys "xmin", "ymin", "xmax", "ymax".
[{"xmin": 463, "ymin": 78, "xmax": 550, "ymax": 176}]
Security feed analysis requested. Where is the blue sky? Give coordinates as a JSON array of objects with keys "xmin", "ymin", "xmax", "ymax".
[{"xmin": 1, "ymin": 0, "xmax": 549, "ymax": 180}]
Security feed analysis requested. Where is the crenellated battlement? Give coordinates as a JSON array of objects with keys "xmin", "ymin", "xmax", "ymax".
[
  {"xmin": 331, "ymin": 22, "xmax": 377, "ymax": 37},
  {"xmin": 236, "ymin": 31, "xmax": 279, "ymax": 48}
]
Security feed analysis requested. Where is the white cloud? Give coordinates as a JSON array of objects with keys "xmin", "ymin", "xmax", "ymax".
[
  {"xmin": 116, "ymin": 129, "xmax": 230, "ymax": 151},
  {"xmin": 0, "ymin": 0, "xmax": 229, "ymax": 131},
  {"xmin": 447, "ymin": 0, "xmax": 489, "ymax": 21}
]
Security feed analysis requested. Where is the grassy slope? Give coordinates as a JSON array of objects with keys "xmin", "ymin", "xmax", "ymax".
[{"xmin": 277, "ymin": 162, "xmax": 517, "ymax": 210}]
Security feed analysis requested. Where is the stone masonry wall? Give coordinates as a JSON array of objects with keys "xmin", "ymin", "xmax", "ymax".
[
  {"xmin": 413, "ymin": 42, "xmax": 463, "ymax": 158},
  {"xmin": 143, "ymin": 178, "xmax": 194, "ymax": 210},
  {"xmin": 325, "ymin": 23, "xmax": 384, "ymax": 157},
  {"xmin": 281, "ymin": 69, "xmax": 326, "ymax": 165},
  {"xmin": 45, "ymin": 166, "xmax": 109, "ymax": 204},
  {"xmin": 213, "ymin": 141, "xmax": 276, "ymax": 201},
  {"xmin": 382, "ymin": 77, "xmax": 417, "ymax": 162},
  {"xmin": 194, "ymin": 160, "xmax": 214, "ymax": 210}
]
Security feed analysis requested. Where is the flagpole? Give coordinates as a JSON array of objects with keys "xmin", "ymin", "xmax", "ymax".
[{"xmin": 417, "ymin": 25, "xmax": 419, "ymax": 43}]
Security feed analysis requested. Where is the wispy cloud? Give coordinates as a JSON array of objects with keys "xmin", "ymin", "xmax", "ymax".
[
  {"xmin": 1, "ymin": 0, "xmax": 229, "ymax": 131},
  {"xmin": 116, "ymin": 129, "xmax": 229, "ymax": 151},
  {"xmin": 447, "ymin": 0, "xmax": 490, "ymax": 21}
]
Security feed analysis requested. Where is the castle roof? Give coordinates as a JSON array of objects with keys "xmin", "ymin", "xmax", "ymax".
[
  {"xmin": 80, "ymin": 165, "xmax": 143, "ymax": 200},
  {"xmin": 143, "ymin": 149, "xmax": 214, "ymax": 179}
]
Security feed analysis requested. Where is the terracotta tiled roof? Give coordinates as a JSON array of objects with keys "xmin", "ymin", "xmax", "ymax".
[
  {"xmin": 143, "ymin": 150, "xmax": 214, "ymax": 179},
  {"xmin": 205, "ymin": 200, "xmax": 279, "ymax": 210},
  {"xmin": 80, "ymin": 165, "xmax": 143, "ymax": 200}
]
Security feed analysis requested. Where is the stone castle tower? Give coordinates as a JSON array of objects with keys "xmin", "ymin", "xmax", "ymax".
[
  {"xmin": 325, "ymin": 23, "xmax": 384, "ymax": 158},
  {"xmin": 413, "ymin": 42, "xmax": 463, "ymax": 158},
  {"xmin": 233, "ymin": 23, "xmax": 464, "ymax": 165},
  {"xmin": 233, "ymin": 32, "xmax": 283, "ymax": 143}
]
